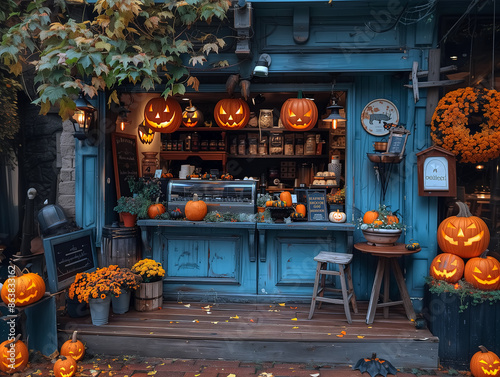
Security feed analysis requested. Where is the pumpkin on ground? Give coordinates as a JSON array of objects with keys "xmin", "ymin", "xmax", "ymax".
[
  {"xmin": 60, "ymin": 331, "xmax": 85, "ymax": 362},
  {"xmin": 280, "ymin": 91, "xmax": 318, "ymax": 131},
  {"xmin": 429, "ymin": 253, "xmax": 465, "ymax": 283},
  {"xmin": 0, "ymin": 266, "xmax": 45, "ymax": 307},
  {"xmin": 296, "ymin": 204, "xmax": 307, "ymax": 216},
  {"xmin": 279, "ymin": 191, "xmax": 293, "ymax": 207},
  {"xmin": 144, "ymin": 96, "xmax": 183, "ymax": 133},
  {"xmin": 363, "ymin": 210, "xmax": 379, "ymax": 224},
  {"xmin": 470, "ymin": 345, "xmax": 500, "ymax": 377},
  {"xmin": 214, "ymin": 98, "xmax": 250, "ymax": 130},
  {"xmin": 437, "ymin": 201, "xmax": 490, "ymax": 258},
  {"xmin": 53, "ymin": 355, "xmax": 77, "ymax": 377},
  {"xmin": 184, "ymin": 193, "xmax": 208, "ymax": 221},
  {"xmin": 0, "ymin": 334, "xmax": 29, "ymax": 374},
  {"xmin": 464, "ymin": 250, "xmax": 500, "ymax": 291},
  {"xmin": 329, "ymin": 210, "xmax": 347, "ymax": 223},
  {"xmin": 147, "ymin": 202, "xmax": 166, "ymax": 219}
]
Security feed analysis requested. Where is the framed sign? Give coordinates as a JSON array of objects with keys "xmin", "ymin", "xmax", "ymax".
[
  {"xmin": 416, "ymin": 145, "xmax": 457, "ymax": 197},
  {"xmin": 306, "ymin": 191, "xmax": 328, "ymax": 221},
  {"xmin": 361, "ymin": 99, "xmax": 399, "ymax": 136},
  {"xmin": 386, "ymin": 126, "xmax": 410, "ymax": 158},
  {"xmin": 43, "ymin": 228, "xmax": 98, "ymax": 293},
  {"xmin": 112, "ymin": 132, "xmax": 139, "ymax": 198}
]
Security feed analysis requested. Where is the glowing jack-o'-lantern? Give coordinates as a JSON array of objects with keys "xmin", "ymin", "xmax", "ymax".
[
  {"xmin": 60, "ymin": 331, "xmax": 85, "ymax": 362},
  {"xmin": 214, "ymin": 98, "xmax": 250, "ymax": 130},
  {"xmin": 280, "ymin": 91, "xmax": 318, "ymax": 131},
  {"xmin": 329, "ymin": 210, "xmax": 347, "ymax": 223},
  {"xmin": 437, "ymin": 201, "xmax": 490, "ymax": 259},
  {"xmin": 464, "ymin": 250, "xmax": 500, "ymax": 291},
  {"xmin": 182, "ymin": 101, "xmax": 204, "ymax": 128},
  {"xmin": 0, "ymin": 334, "xmax": 29, "ymax": 374},
  {"xmin": 144, "ymin": 96, "xmax": 182, "ymax": 133},
  {"xmin": 0, "ymin": 266, "xmax": 45, "ymax": 307},
  {"xmin": 137, "ymin": 120, "xmax": 155, "ymax": 145},
  {"xmin": 429, "ymin": 253, "xmax": 464, "ymax": 283},
  {"xmin": 470, "ymin": 345, "xmax": 500, "ymax": 377},
  {"xmin": 53, "ymin": 355, "xmax": 77, "ymax": 377}
]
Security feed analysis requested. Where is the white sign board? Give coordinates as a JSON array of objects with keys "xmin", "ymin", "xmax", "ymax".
[{"xmin": 423, "ymin": 156, "xmax": 449, "ymax": 191}]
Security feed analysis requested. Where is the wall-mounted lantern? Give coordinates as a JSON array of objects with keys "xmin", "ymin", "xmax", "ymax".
[{"xmin": 72, "ymin": 93, "xmax": 96, "ymax": 140}]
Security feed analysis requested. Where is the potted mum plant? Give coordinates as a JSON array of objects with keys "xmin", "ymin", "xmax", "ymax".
[
  {"xmin": 110, "ymin": 267, "xmax": 142, "ymax": 314},
  {"xmin": 131, "ymin": 258, "xmax": 165, "ymax": 311},
  {"xmin": 358, "ymin": 204, "xmax": 405, "ymax": 246},
  {"xmin": 113, "ymin": 195, "xmax": 150, "ymax": 226}
]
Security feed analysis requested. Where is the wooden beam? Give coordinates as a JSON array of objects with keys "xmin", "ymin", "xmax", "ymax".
[
  {"xmin": 404, "ymin": 79, "xmax": 464, "ymax": 89},
  {"xmin": 425, "ymin": 49, "xmax": 441, "ymax": 125},
  {"xmin": 409, "ymin": 65, "xmax": 458, "ymax": 79},
  {"xmin": 411, "ymin": 61, "xmax": 419, "ymax": 103}
]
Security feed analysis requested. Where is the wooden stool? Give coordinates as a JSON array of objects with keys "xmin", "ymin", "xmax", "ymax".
[{"xmin": 308, "ymin": 251, "xmax": 358, "ymax": 323}]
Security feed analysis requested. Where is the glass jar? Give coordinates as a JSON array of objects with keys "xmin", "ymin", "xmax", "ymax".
[
  {"xmin": 304, "ymin": 134, "xmax": 316, "ymax": 155},
  {"xmin": 191, "ymin": 132, "xmax": 200, "ymax": 151},
  {"xmin": 259, "ymin": 109, "xmax": 274, "ymax": 128}
]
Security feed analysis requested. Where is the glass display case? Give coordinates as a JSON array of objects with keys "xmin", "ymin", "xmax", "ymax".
[{"xmin": 166, "ymin": 179, "xmax": 258, "ymax": 214}]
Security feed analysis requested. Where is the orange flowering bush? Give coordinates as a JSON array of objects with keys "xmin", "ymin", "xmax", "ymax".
[
  {"xmin": 68, "ymin": 265, "xmax": 142, "ymax": 303},
  {"xmin": 430, "ymin": 87, "xmax": 500, "ymax": 163}
]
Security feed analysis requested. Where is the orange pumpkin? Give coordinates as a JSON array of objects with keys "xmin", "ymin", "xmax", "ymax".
[
  {"xmin": 137, "ymin": 120, "xmax": 155, "ymax": 144},
  {"xmin": 280, "ymin": 91, "xmax": 318, "ymax": 131},
  {"xmin": 60, "ymin": 331, "xmax": 85, "ymax": 362},
  {"xmin": 214, "ymin": 98, "xmax": 250, "ymax": 130},
  {"xmin": 182, "ymin": 101, "xmax": 204, "ymax": 127},
  {"xmin": 386, "ymin": 214, "xmax": 399, "ymax": 225},
  {"xmin": 53, "ymin": 355, "xmax": 77, "ymax": 377},
  {"xmin": 437, "ymin": 201, "xmax": 490, "ymax": 258},
  {"xmin": 464, "ymin": 250, "xmax": 500, "ymax": 291},
  {"xmin": 363, "ymin": 210, "xmax": 379, "ymax": 224},
  {"xmin": 470, "ymin": 345, "xmax": 500, "ymax": 377},
  {"xmin": 296, "ymin": 204, "xmax": 307, "ymax": 216},
  {"xmin": 265, "ymin": 200, "xmax": 274, "ymax": 207},
  {"xmin": 147, "ymin": 202, "xmax": 166, "ymax": 219},
  {"xmin": 429, "ymin": 253, "xmax": 464, "ymax": 283},
  {"xmin": 0, "ymin": 334, "xmax": 29, "ymax": 374},
  {"xmin": 144, "ymin": 96, "xmax": 182, "ymax": 133},
  {"xmin": 0, "ymin": 266, "xmax": 45, "ymax": 307},
  {"xmin": 279, "ymin": 192, "xmax": 293, "ymax": 207},
  {"xmin": 161, "ymin": 172, "xmax": 173, "ymax": 178},
  {"xmin": 184, "ymin": 193, "xmax": 208, "ymax": 221}
]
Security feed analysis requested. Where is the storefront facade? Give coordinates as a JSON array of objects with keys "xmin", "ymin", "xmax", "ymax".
[{"xmin": 74, "ymin": 0, "xmax": 496, "ymax": 306}]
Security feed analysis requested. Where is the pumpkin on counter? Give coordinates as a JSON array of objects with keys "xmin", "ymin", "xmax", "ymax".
[
  {"xmin": 296, "ymin": 204, "xmax": 307, "ymax": 217},
  {"xmin": 272, "ymin": 200, "xmax": 287, "ymax": 208},
  {"xmin": 161, "ymin": 172, "xmax": 173, "ymax": 178},
  {"xmin": 60, "ymin": 331, "xmax": 85, "ymax": 362},
  {"xmin": 185, "ymin": 193, "xmax": 208, "ymax": 221},
  {"xmin": 464, "ymin": 250, "xmax": 500, "ymax": 291},
  {"xmin": 429, "ymin": 253, "xmax": 464, "ymax": 283},
  {"xmin": 169, "ymin": 208, "xmax": 184, "ymax": 219},
  {"xmin": 329, "ymin": 209, "xmax": 346, "ymax": 223},
  {"xmin": 53, "ymin": 355, "xmax": 77, "ymax": 377},
  {"xmin": 290, "ymin": 212, "xmax": 304, "ymax": 219},
  {"xmin": 147, "ymin": 201, "xmax": 166, "ymax": 219},
  {"xmin": 265, "ymin": 200, "xmax": 274, "ymax": 207},
  {"xmin": 0, "ymin": 334, "xmax": 28, "ymax": 374},
  {"xmin": 470, "ymin": 345, "xmax": 500, "ymax": 377},
  {"xmin": 279, "ymin": 191, "xmax": 293, "ymax": 207},
  {"xmin": 0, "ymin": 266, "xmax": 45, "ymax": 307}
]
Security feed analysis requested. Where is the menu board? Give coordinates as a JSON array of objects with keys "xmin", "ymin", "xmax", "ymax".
[
  {"xmin": 112, "ymin": 132, "xmax": 139, "ymax": 198},
  {"xmin": 43, "ymin": 228, "xmax": 97, "ymax": 293},
  {"xmin": 306, "ymin": 191, "xmax": 328, "ymax": 221}
]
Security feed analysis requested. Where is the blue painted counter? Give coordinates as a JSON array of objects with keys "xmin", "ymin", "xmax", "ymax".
[{"xmin": 137, "ymin": 220, "xmax": 354, "ymax": 302}]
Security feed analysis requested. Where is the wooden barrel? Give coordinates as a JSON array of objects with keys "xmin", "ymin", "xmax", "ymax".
[{"xmin": 134, "ymin": 280, "xmax": 163, "ymax": 311}]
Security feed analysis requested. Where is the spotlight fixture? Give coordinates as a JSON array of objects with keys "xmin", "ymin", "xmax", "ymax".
[
  {"xmin": 253, "ymin": 54, "xmax": 271, "ymax": 77},
  {"xmin": 323, "ymin": 99, "xmax": 345, "ymax": 130},
  {"xmin": 72, "ymin": 93, "xmax": 96, "ymax": 140}
]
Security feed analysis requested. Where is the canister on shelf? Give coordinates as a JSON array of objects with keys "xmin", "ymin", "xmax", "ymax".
[
  {"xmin": 218, "ymin": 139, "xmax": 225, "ymax": 151},
  {"xmin": 209, "ymin": 140, "xmax": 218, "ymax": 151},
  {"xmin": 191, "ymin": 132, "xmax": 200, "ymax": 151},
  {"xmin": 304, "ymin": 133, "xmax": 316, "ymax": 155},
  {"xmin": 295, "ymin": 135, "xmax": 304, "ymax": 155},
  {"xmin": 284, "ymin": 134, "xmax": 295, "ymax": 155},
  {"xmin": 201, "ymin": 140, "xmax": 209, "ymax": 151},
  {"xmin": 258, "ymin": 136, "xmax": 268, "ymax": 155}
]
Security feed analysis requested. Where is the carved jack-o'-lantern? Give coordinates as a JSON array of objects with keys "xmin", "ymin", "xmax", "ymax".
[
  {"xmin": 138, "ymin": 120, "xmax": 155, "ymax": 144},
  {"xmin": 144, "ymin": 96, "xmax": 182, "ymax": 133},
  {"xmin": 437, "ymin": 202, "xmax": 490, "ymax": 259},
  {"xmin": 470, "ymin": 345, "xmax": 500, "ymax": 377},
  {"xmin": 0, "ymin": 334, "xmax": 29, "ymax": 374},
  {"xmin": 53, "ymin": 355, "xmax": 77, "ymax": 377},
  {"xmin": 0, "ymin": 266, "xmax": 45, "ymax": 307},
  {"xmin": 329, "ymin": 210, "xmax": 347, "ymax": 223},
  {"xmin": 182, "ymin": 101, "xmax": 204, "ymax": 128},
  {"xmin": 280, "ymin": 91, "xmax": 318, "ymax": 131},
  {"xmin": 60, "ymin": 331, "xmax": 85, "ymax": 362},
  {"xmin": 464, "ymin": 250, "xmax": 500, "ymax": 291},
  {"xmin": 429, "ymin": 253, "xmax": 464, "ymax": 283},
  {"xmin": 214, "ymin": 98, "xmax": 250, "ymax": 130}
]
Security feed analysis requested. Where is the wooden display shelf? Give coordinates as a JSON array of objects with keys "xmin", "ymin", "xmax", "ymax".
[
  {"xmin": 160, "ymin": 151, "xmax": 227, "ymax": 170},
  {"xmin": 228, "ymin": 154, "xmax": 327, "ymax": 159}
]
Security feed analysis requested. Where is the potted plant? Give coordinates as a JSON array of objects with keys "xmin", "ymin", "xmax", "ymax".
[
  {"xmin": 113, "ymin": 195, "xmax": 150, "ymax": 226},
  {"xmin": 357, "ymin": 204, "xmax": 405, "ymax": 246},
  {"xmin": 131, "ymin": 258, "xmax": 165, "ymax": 311},
  {"xmin": 110, "ymin": 267, "xmax": 142, "ymax": 314}
]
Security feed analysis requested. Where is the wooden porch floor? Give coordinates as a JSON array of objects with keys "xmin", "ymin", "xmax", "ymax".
[{"xmin": 58, "ymin": 301, "xmax": 439, "ymax": 369}]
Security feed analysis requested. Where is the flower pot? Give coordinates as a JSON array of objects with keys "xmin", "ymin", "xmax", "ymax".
[
  {"xmin": 88, "ymin": 296, "xmax": 111, "ymax": 326},
  {"xmin": 362, "ymin": 228, "xmax": 402, "ymax": 246},
  {"xmin": 112, "ymin": 290, "xmax": 131, "ymax": 314},
  {"xmin": 66, "ymin": 297, "xmax": 90, "ymax": 318},
  {"xmin": 134, "ymin": 280, "xmax": 163, "ymax": 312},
  {"xmin": 121, "ymin": 212, "xmax": 137, "ymax": 227}
]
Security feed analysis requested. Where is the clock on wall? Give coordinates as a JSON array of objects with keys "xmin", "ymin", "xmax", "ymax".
[{"xmin": 361, "ymin": 99, "xmax": 399, "ymax": 136}]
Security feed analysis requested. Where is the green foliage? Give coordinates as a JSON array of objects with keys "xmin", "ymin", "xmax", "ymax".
[
  {"xmin": 0, "ymin": 0, "xmax": 230, "ymax": 119},
  {"xmin": 113, "ymin": 195, "xmax": 150, "ymax": 218},
  {"xmin": 256, "ymin": 193, "xmax": 272, "ymax": 207},
  {"xmin": 0, "ymin": 71, "xmax": 20, "ymax": 164},
  {"xmin": 357, "ymin": 204, "xmax": 406, "ymax": 230}
]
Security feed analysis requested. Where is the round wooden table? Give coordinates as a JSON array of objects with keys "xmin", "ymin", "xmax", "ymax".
[{"xmin": 354, "ymin": 242, "xmax": 420, "ymax": 325}]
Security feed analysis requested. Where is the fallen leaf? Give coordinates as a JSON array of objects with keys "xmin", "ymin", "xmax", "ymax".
[
  {"xmin": 368, "ymin": 326, "xmax": 372, "ymax": 328},
  {"xmin": 341, "ymin": 331, "xmax": 346, "ymax": 335},
  {"xmin": 184, "ymin": 304, "xmax": 191, "ymax": 308},
  {"xmin": 290, "ymin": 306, "xmax": 297, "ymax": 309},
  {"xmin": 211, "ymin": 321, "xmax": 219, "ymax": 324},
  {"xmin": 203, "ymin": 305, "xmax": 211, "ymax": 310},
  {"xmin": 291, "ymin": 318, "xmax": 297, "ymax": 321},
  {"xmin": 292, "ymin": 326, "xmax": 299, "ymax": 329},
  {"xmin": 278, "ymin": 303, "xmax": 285, "ymax": 306},
  {"xmin": 336, "ymin": 334, "xmax": 344, "ymax": 337},
  {"xmin": 259, "ymin": 373, "xmax": 274, "ymax": 377},
  {"xmin": 357, "ymin": 336, "xmax": 365, "ymax": 339},
  {"xmin": 193, "ymin": 320, "xmax": 199, "ymax": 323},
  {"xmin": 150, "ymin": 332, "xmax": 154, "ymax": 334},
  {"xmin": 310, "ymin": 374, "xmax": 320, "ymax": 377},
  {"xmin": 227, "ymin": 374, "xmax": 237, "ymax": 377},
  {"xmin": 206, "ymin": 311, "xmax": 212, "ymax": 314},
  {"xmin": 147, "ymin": 372, "xmax": 157, "ymax": 375},
  {"xmin": 327, "ymin": 333, "xmax": 331, "ymax": 335},
  {"xmin": 250, "ymin": 319, "xmax": 254, "ymax": 322},
  {"xmin": 230, "ymin": 315, "xmax": 239, "ymax": 319},
  {"xmin": 108, "ymin": 364, "xmax": 112, "ymax": 368}
]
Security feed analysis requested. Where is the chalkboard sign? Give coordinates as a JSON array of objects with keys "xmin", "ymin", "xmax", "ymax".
[
  {"xmin": 386, "ymin": 126, "xmax": 410, "ymax": 157},
  {"xmin": 112, "ymin": 132, "xmax": 139, "ymax": 198},
  {"xmin": 43, "ymin": 228, "xmax": 98, "ymax": 293},
  {"xmin": 306, "ymin": 191, "xmax": 328, "ymax": 221}
]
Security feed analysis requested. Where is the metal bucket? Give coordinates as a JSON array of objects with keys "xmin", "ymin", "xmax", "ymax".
[{"xmin": 100, "ymin": 224, "xmax": 140, "ymax": 268}]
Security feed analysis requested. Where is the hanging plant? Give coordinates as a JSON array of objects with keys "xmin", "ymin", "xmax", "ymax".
[{"xmin": 430, "ymin": 87, "xmax": 500, "ymax": 163}]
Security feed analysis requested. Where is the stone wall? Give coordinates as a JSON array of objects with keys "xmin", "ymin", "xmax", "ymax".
[{"xmin": 57, "ymin": 120, "xmax": 76, "ymax": 219}]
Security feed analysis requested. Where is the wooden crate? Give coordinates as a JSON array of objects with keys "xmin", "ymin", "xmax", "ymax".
[{"xmin": 134, "ymin": 281, "xmax": 163, "ymax": 311}]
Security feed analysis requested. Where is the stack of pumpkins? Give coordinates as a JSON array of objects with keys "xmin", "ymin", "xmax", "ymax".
[{"xmin": 430, "ymin": 202, "xmax": 500, "ymax": 291}]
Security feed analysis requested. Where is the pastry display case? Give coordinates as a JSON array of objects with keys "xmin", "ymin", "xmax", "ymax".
[{"xmin": 166, "ymin": 179, "xmax": 258, "ymax": 214}]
